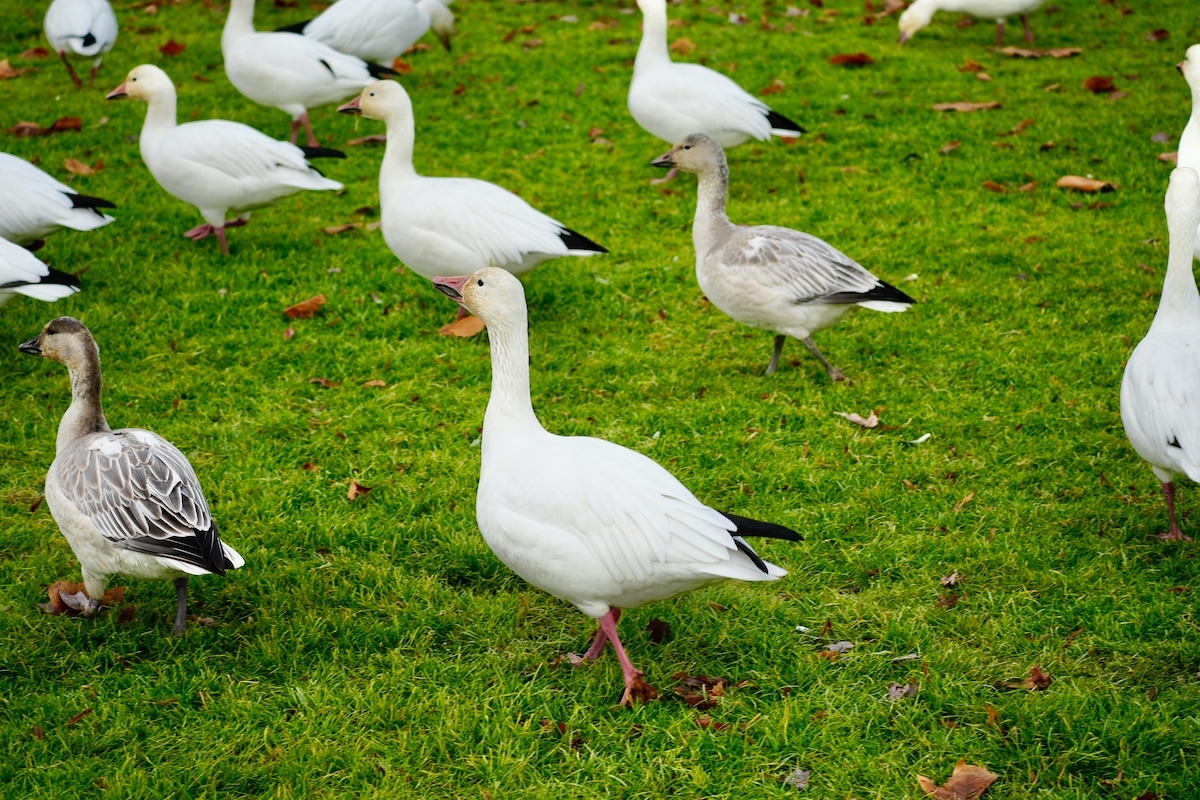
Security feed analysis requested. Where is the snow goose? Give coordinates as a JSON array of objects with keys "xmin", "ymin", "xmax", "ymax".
[
  {"xmin": 432, "ymin": 267, "xmax": 800, "ymax": 706},
  {"xmin": 107, "ymin": 65, "xmax": 345, "ymax": 256},
  {"xmin": 278, "ymin": 0, "xmax": 456, "ymax": 66},
  {"xmin": 339, "ymin": 81, "xmax": 606, "ymax": 297},
  {"xmin": 629, "ymin": 0, "xmax": 803, "ymax": 178},
  {"xmin": 222, "ymin": 0, "xmax": 397, "ymax": 147},
  {"xmin": 18, "ymin": 317, "xmax": 244, "ymax": 634},
  {"xmin": 1176, "ymin": 45, "xmax": 1200, "ymax": 260},
  {"xmin": 43, "ymin": 0, "xmax": 118, "ymax": 89},
  {"xmin": 898, "ymin": 0, "xmax": 1046, "ymax": 46},
  {"xmin": 1120, "ymin": 168, "xmax": 1200, "ymax": 542},
  {"xmin": 0, "ymin": 237, "xmax": 80, "ymax": 305},
  {"xmin": 653, "ymin": 133, "xmax": 915, "ymax": 381},
  {"xmin": 0, "ymin": 152, "xmax": 116, "ymax": 247}
]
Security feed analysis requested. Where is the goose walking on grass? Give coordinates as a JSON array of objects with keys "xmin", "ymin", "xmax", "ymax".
[
  {"xmin": 339, "ymin": 82, "xmax": 606, "ymax": 320},
  {"xmin": 897, "ymin": 0, "xmax": 1045, "ymax": 46},
  {"xmin": 0, "ymin": 152, "xmax": 115, "ymax": 248},
  {"xmin": 1120, "ymin": 168, "xmax": 1200, "ymax": 542},
  {"xmin": 222, "ymin": 0, "xmax": 397, "ymax": 147},
  {"xmin": 432, "ymin": 268, "xmax": 800, "ymax": 706},
  {"xmin": 278, "ymin": 0, "xmax": 456, "ymax": 66},
  {"xmin": 107, "ymin": 65, "xmax": 345, "ymax": 256},
  {"xmin": 0, "ymin": 237, "xmax": 80, "ymax": 306},
  {"xmin": 43, "ymin": 0, "xmax": 118, "ymax": 89},
  {"xmin": 653, "ymin": 133, "xmax": 914, "ymax": 382},
  {"xmin": 628, "ymin": 0, "xmax": 803, "ymax": 180},
  {"xmin": 1176, "ymin": 44, "xmax": 1200, "ymax": 261},
  {"xmin": 19, "ymin": 317, "xmax": 244, "ymax": 635}
]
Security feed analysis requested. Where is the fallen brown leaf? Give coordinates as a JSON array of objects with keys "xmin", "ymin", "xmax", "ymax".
[
  {"xmin": 439, "ymin": 315, "xmax": 486, "ymax": 337},
  {"xmin": 1083, "ymin": 75, "xmax": 1116, "ymax": 93},
  {"xmin": 835, "ymin": 411, "xmax": 879, "ymax": 428},
  {"xmin": 669, "ymin": 37, "xmax": 696, "ymax": 55},
  {"xmin": 347, "ymin": 480, "xmax": 372, "ymax": 501},
  {"xmin": 1145, "ymin": 28, "xmax": 1169, "ymax": 42},
  {"xmin": 1056, "ymin": 175, "xmax": 1115, "ymax": 193},
  {"xmin": 159, "ymin": 38, "xmax": 186, "ymax": 56},
  {"xmin": 37, "ymin": 581, "xmax": 125, "ymax": 616},
  {"xmin": 646, "ymin": 618, "xmax": 671, "ymax": 645},
  {"xmin": 939, "ymin": 140, "xmax": 962, "ymax": 155},
  {"xmin": 938, "ymin": 592, "xmax": 960, "ymax": 608},
  {"xmin": 982, "ymin": 180, "xmax": 1006, "ymax": 193},
  {"xmin": 20, "ymin": 47, "xmax": 51, "ymax": 59},
  {"xmin": 626, "ymin": 674, "xmax": 658, "ymax": 705},
  {"xmin": 783, "ymin": 767, "xmax": 811, "ymax": 789},
  {"xmin": 0, "ymin": 59, "xmax": 30, "ymax": 79},
  {"xmin": 997, "ymin": 664, "xmax": 1054, "ymax": 691},
  {"xmin": 283, "ymin": 294, "xmax": 326, "ymax": 318},
  {"xmin": 828, "ymin": 52, "xmax": 874, "ymax": 67},
  {"xmin": 1016, "ymin": 181, "xmax": 1037, "ymax": 192},
  {"xmin": 995, "ymin": 46, "xmax": 1040, "ymax": 57},
  {"xmin": 760, "ymin": 79, "xmax": 786, "ymax": 96},
  {"xmin": 674, "ymin": 673, "xmax": 726, "ymax": 708},
  {"xmin": 390, "ymin": 58, "xmax": 413, "ymax": 74},
  {"xmin": 66, "ymin": 708, "xmax": 94, "ymax": 726},
  {"xmin": 932, "ymin": 101, "xmax": 1001, "ymax": 113},
  {"xmin": 1159, "ymin": 152, "xmax": 1178, "ymax": 164},
  {"xmin": 308, "ymin": 377, "xmax": 341, "ymax": 389},
  {"xmin": 953, "ymin": 491, "xmax": 975, "ymax": 512},
  {"xmin": 361, "ymin": 379, "xmax": 388, "ymax": 388},
  {"xmin": 887, "ymin": 681, "xmax": 919, "ymax": 701},
  {"xmin": 323, "ymin": 223, "xmax": 361, "ymax": 235},
  {"xmin": 941, "ymin": 572, "xmax": 960, "ymax": 587},
  {"xmin": 956, "ymin": 59, "xmax": 984, "ymax": 73},
  {"xmin": 997, "ymin": 118, "xmax": 1035, "ymax": 136},
  {"xmin": 917, "ymin": 759, "xmax": 999, "ymax": 800},
  {"xmin": 7, "ymin": 116, "xmax": 83, "ymax": 137},
  {"xmin": 64, "ymin": 158, "xmax": 102, "ymax": 176}
]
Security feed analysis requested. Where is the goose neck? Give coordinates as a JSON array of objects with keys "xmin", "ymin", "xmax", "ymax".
[
  {"xmin": 1153, "ymin": 207, "xmax": 1200, "ymax": 326},
  {"xmin": 690, "ymin": 161, "xmax": 733, "ymax": 257},
  {"xmin": 1180, "ymin": 97, "xmax": 1200, "ymax": 169},
  {"xmin": 380, "ymin": 108, "xmax": 418, "ymax": 182},
  {"xmin": 634, "ymin": 2, "xmax": 671, "ymax": 70},
  {"xmin": 58, "ymin": 347, "xmax": 110, "ymax": 454},
  {"xmin": 140, "ymin": 86, "xmax": 178, "ymax": 143},
  {"xmin": 481, "ymin": 314, "xmax": 541, "ymax": 441},
  {"xmin": 223, "ymin": 0, "xmax": 257, "ymax": 38}
]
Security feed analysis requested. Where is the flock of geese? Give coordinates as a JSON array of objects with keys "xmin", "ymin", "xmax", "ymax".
[{"xmin": 4, "ymin": 0, "xmax": 1198, "ymax": 703}]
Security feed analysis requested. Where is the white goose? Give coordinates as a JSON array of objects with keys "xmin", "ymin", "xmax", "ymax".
[
  {"xmin": 107, "ymin": 65, "xmax": 345, "ymax": 256},
  {"xmin": 43, "ymin": 0, "xmax": 118, "ymax": 89},
  {"xmin": 653, "ymin": 133, "xmax": 914, "ymax": 381},
  {"xmin": 898, "ymin": 0, "xmax": 1046, "ymax": 46},
  {"xmin": 628, "ymin": 0, "xmax": 803, "ymax": 175},
  {"xmin": 19, "ymin": 317, "xmax": 244, "ymax": 634},
  {"xmin": 339, "ymin": 81, "xmax": 606, "ymax": 295},
  {"xmin": 279, "ymin": 0, "xmax": 456, "ymax": 66},
  {"xmin": 1176, "ymin": 44, "xmax": 1200, "ymax": 260},
  {"xmin": 0, "ymin": 237, "xmax": 80, "ymax": 305},
  {"xmin": 432, "ymin": 267, "xmax": 800, "ymax": 706},
  {"xmin": 222, "ymin": 0, "xmax": 396, "ymax": 147},
  {"xmin": 0, "ymin": 152, "xmax": 116, "ymax": 246},
  {"xmin": 1120, "ymin": 167, "xmax": 1200, "ymax": 542}
]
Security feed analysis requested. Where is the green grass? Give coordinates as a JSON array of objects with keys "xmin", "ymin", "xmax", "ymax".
[{"xmin": 2, "ymin": 0, "xmax": 1200, "ymax": 797}]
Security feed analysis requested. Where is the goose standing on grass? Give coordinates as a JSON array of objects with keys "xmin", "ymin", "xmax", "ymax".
[
  {"xmin": 628, "ymin": 0, "xmax": 803, "ymax": 179},
  {"xmin": 19, "ymin": 317, "xmax": 244, "ymax": 634},
  {"xmin": 43, "ymin": 0, "xmax": 118, "ymax": 89},
  {"xmin": 107, "ymin": 65, "xmax": 345, "ymax": 256},
  {"xmin": 897, "ymin": 0, "xmax": 1045, "ymax": 46},
  {"xmin": 1176, "ymin": 44, "xmax": 1200, "ymax": 260},
  {"xmin": 339, "ymin": 82, "xmax": 607, "ymax": 316},
  {"xmin": 278, "ymin": 0, "xmax": 456, "ymax": 66},
  {"xmin": 1120, "ymin": 168, "xmax": 1200, "ymax": 542},
  {"xmin": 0, "ymin": 152, "xmax": 116, "ymax": 248},
  {"xmin": 222, "ymin": 0, "xmax": 397, "ymax": 147},
  {"xmin": 0, "ymin": 237, "xmax": 80, "ymax": 306},
  {"xmin": 432, "ymin": 268, "xmax": 800, "ymax": 706},
  {"xmin": 653, "ymin": 134, "xmax": 914, "ymax": 381}
]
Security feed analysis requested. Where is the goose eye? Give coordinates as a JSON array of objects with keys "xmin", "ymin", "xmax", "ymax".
[
  {"xmin": 683, "ymin": 145, "xmax": 691, "ymax": 150},
  {"xmin": 477, "ymin": 279, "xmax": 484, "ymax": 286}
]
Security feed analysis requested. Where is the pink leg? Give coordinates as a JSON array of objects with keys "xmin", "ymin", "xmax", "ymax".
[
  {"xmin": 598, "ymin": 609, "xmax": 657, "ymax": 706},
  {"xmin": 224, "ymin": 217, "xmax": 248, "ymax": 230},
  {"xmin": 301, "ymin": 112, "xmax": 319, "ymax": 148},
  {"xmin": 580, "ymin": 608, "xmax": 621, "ymax": 662},
  {"xmin": 215, "ymin": 226, "xmax": 230, "ymax": 256},
  {"xmin": 289, "ymin": 119, "xmax": 301, "ymax": 145},
  {"xmin": 88, "ymin": 60, "xmax": 101, "ymax": 86},
  {"xmin": 183, "ymin": 223, "xmax": 215, "ymax": 241},
  {"xmin": 58, "ymin": 51, "xmax": 82, "ymax": 90},
  {"xmin": 995, "ymin": 19, "xmax": 1005, "ymax": 47},
  {"xmin": 1021, "ymin": 15, "xmax": 1034, "ymax": 42},
  {"xmin": 1159, "ymin": 482, "xmax": 1192, "ymax": 541}
]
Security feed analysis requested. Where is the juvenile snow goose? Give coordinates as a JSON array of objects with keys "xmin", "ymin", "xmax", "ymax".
[
  {"xmin": 1120, "ymin": 167, "xmax": 1200, "ymax": 542},
  {"xmin": 653, "ymin": 133, "xmax": 914, "ymax": 381},
  {"xmin": 629, "ymin": 0, "xmax": 803, "ymax": 179},
  {"xmin": 222, "ymin": 0, "xmax": 396, "ymax": 146},
  {"xmin": 432, "ymin": 268, "xmax": 800, "ymax": 706},
  {"xmin": 0, "ymin": 152, "xmax": 116, "ymax": 247},
  {"xmin": 898, "ymin": 0, "xmax": 1046, "ymax": 46},
  {"xmin": 0, "ymin": 237, "xmax": 80, "ymax": 305},
  {"xmin": 19, "ymin": 317, "xmax": 244, "ymax": 634},
  {"xmin": 279, "ymin": 0, "xmax": 456, "ymax": 66},
  {"xmin": 107, "ymin": 65, "xmax": 345, "ymax": 256},
  {"xmin": 44, "ymin": 0, "xmax": 118, "ymax": 89},
  {"xmin": 1176, "ymin": 44, "xmax": 1200, "ymax": 260},
  {"xmin": 339, "ymin": 82, "xmax": 606, "ymax": 304}
]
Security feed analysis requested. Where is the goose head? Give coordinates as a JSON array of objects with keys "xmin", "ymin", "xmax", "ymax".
[
  {"xmin": 338, "ymin": 80, "xmax": 410, "ymax": 123},
  {"xmin": 651, "ymin": 132, "xmax": 726, "ymax": 175},
  {"xmin": 106, "ymin": 63, "xmax": 173, "ymax": 102},
  {"xmin": 19, "ymin": 316, "xmax": 97, "ymax": 367},
  {"xmin": 1180, "ymin": 44, "xmax": 1200, "ymax": 88},
  {"xmin": 433, "ymin": 268, "xmax": 524, "ymax": 325},
  {"xmin": 422, "ymin": 0, "xmax": 456, "ymax": 51},
  {"xmin": 897, "ymin": 3, "xmax": 933, "ymax": 45}
]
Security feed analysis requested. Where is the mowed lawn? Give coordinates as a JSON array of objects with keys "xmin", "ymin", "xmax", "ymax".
[{"xmin": 2, "ymin": 0, "xmax": 1198, "ymax": 797}]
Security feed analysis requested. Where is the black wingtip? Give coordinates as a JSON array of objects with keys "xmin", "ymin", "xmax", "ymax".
[
  {"xmin": 43, "ymin": 266, "xmax": 82, "ymax": 290},
  {"xmin": 766, "ymin": 109, "xmax": 806, "ymax": 136},
  {"xmin": 721, "ymin": 512, "xmax": 803, "ymax": 542},
  {"xmin": 733, "ymin": 538, "xmax": 770, "ymax": 573},
  {"xmin": 367, "ymin": 62, "xmax": 399, "ymax": 79},
  {"xmin": 559, "ymin": 227, "xmax": 607, "ymax": 254},
  {"xmin": 275, "ymin": 20, "xmax": 310, "ymax": 34},
  {"xmin": 68, "ymin": 193, "xmax": 117, "ymax": 211},
  {"xmin": 299, "ymin": 145, "xmax": 347, "ymax": 160}
]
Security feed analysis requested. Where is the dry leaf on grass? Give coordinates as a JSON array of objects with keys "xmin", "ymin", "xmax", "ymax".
[
  {"xmin": 917, "ymin": 759, "xmax": 999, "ymax": 800},
  {"xmin": 1159, "ymin": 152, "xmax": 1178, "ymax": 164},
  {"xmin": 669, "ymin": 37, "xmax": 696, "ymax": 54},
  {"xmin": 674, "ymin": 673, "xmax": 726, "ymax": 708},
  {"xmin": 939, "ymin": 140, "xmax": 962, "ymax": 155},
  {"xmin": 1145, "ymin": 29, "xmax": 1169, "ymax": 42},
  {"xmin": 347, "ymin": 480, "xmax": 372, "ymax": 501},
  {"xmin": 760, "ymin": 79, "xmax": 786, "ymax": 96},
  {"xmin": 941, "ymin": 572, "xmax": 961, "ymax": 587},
  {"xmin": 309, "ymin": 377, "xmax": 341, "ymax": 389},
  {"xmin": 1056, "ymin": 175, "xmax": 1115, "ymax": 193},
  {"xmin": 0, "ymin": 59, "xmax": 31, "ymax": 79},
  {"xmin": 7, "ymin": 116, "xmax": 83, "ymax": 137},
  {"xmin": 283, "ymin": 294, "xmax": 326, "ymax": 318},
  {"xmin": 1083, "ymin": 75, "xmax": 1116, "ymax": 93},
  {"xmin": 953, "ymin": 491, "xmax": 975, "ymax": 512},
  {"xmin": 783, "ymin": 767, "xmax": 811, "ymax": 789},
  {"xmin": 996, "ymin": 118, "xmax": 1035, "ymax": 136},
  {"xmin": 390, "ymin": 58, "xmax": 413, "ymax": 74},
  {"xmin": 646, "ymin": 618, "xmax": 671, "ymax": 644},
  {"xmin": 956, "ymin": 59, "xmax": 984, "ymax": 73},
  {"xmin": 159, "ymin": 38, "xmax": 186, "ymax": 56},
  {"xmin": 932, "ymin": 101, "xmax": 1001, "ymax": 113},
  {"xmin": 439, "ymin": 315, "xmax": 486, "ymax": 337},
  {"xmin": 835, "ymin": 411, "xmax": 879, "ymax": 428},
  {"xmin": 20, "ymin": 47, "xmax": 51, "ymax": 58},
  {"xmin": 361, "ymin": 379, "xmax": 388, "ymax": 388},
  {"xmin": 994, "ymin": 46, "xmax": 1080, "ymax": 59},
  {"xmin": 828, "ymin": 52, "xmax": 874, "ymax": 67},
  {"xmin": 323, "ymin": 223, "xmax": 361, "ymax": 235},
  {"xmin": 37, "ymin": 580, "xmax": 125, "ymax": 615},
  {"xmin": 887, "ymin": 681, "xmax": 919, "ymax": 701},
  {"xmin": 982, "ymin": 180, "xmax": 1006, "ymax": 193},
  {"xmin": 64, "ymin": 158, "xmax": 102, "ymax": 176}
]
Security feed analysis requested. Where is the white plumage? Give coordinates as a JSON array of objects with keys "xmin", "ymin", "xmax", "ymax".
[
  {"xmin": 653, "ymin": 133, "xmax": 914, "ymax": 381},
  {"xmin": 43, "ymin": 0, "xmax": 118, "ymax": 88},
  {"xmin": 222, "ymin": 0, "xmax": 392, "ymax": 146},
  {"xmin": 1120, "ymin": 167, "xmax": 1200, "ymax": 542},
  {"xmin": 1176, "ymin": 44, "xmax": 1200, "ymax": 261},
  {"xmin": 19, "ymin": 317, "xmax": 244, "ymax": 634},
  {"xmin": 0, "ymin": 237, "xmax": 80, "ymax": 305},
  {"xmin": 898, "ymin": 0, "xmax": 1045, "ymax": 46},
  {"xmin": 431, "ymin": 267, "xmax": 799, "ymax": 706},
  {"xmin": 628, "ymin": 0, "xmax": 803, "ymax": 151},
  {"xmin": 280, "ymin": 0, "xmax": 456, "ymax": 66},
  {"xmin": 0, "ymin": 152, "xmax": 115, "ymax": 245},
  {"xmin": 107, "ymin": 65, "xmax": 345, "ymax": 256},
  {"xmin": 339, "ymin": 81, "xmax": 606, "ymax": 286}
]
